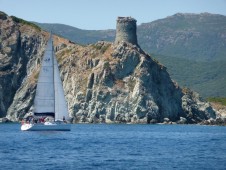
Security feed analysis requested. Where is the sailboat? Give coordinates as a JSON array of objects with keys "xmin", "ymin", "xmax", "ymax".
[{"xmin": 21, "ymin": 34, "xmax": 71, "ymax": 131}]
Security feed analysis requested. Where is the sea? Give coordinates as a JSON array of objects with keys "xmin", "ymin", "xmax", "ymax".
[{"xmin": 0, "ymin": 123, "xmax": 226, "ymax": 170}]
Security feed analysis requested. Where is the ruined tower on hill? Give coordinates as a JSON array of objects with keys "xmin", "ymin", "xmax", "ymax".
[{"xmin": 115, "ymin": 17, "xmax": 138, "ymax": 45}]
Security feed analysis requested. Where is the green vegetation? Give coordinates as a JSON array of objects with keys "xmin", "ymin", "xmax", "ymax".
[
  {"xmin": 92, "ymin": 43, "xmax": 110, "ymax": 53},
  {"xmin": 127, "ymin": 79, "xmax": 136, "ymax": 92},
  {"xmin": 182, "ymin": 87, "xmax": 190, "ymax": 94},
  {"xmin": 35, "ymin": 13, "xmax": 226, "ymax": 97},
  {"xmin": 138, "ymin": 13, "xmax": 226, "ymax": 61},
  {"xmin": 0, "ymin": 11, "xmax": 7, "ymax": 19},
  {"xmin": 34, "ymin": 70, "xmax": 39, "ymax": 80},
  {"xmin": 58, "ymin": 48, "xmax": 71, "ymax": 57},
  {"xmin": 152, "ymin": 53, "xmax": 226, "ymax": 98},
  {"xmin": 103, "ymin": 61, "xmax": 110, "ymax": 69},
  {"xmin": 34, "ymin": 22, "xmax": 115, "ymax": 44},
  {"xmin": 207, "ymin": 97, "xmax": 226, "ymax": 106},
  {"xmin": 100, "ymin": 44, "xmax": 110, "ymax": 53},
  {"xmin": 11, "ymin": 16, "xmax": 41, "ymax": 31},
  {"xmin": 91, "ymin": 44, "xmax": 102, "ymax": 50}
]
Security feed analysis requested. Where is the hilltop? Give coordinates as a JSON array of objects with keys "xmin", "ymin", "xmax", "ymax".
[
  {"xmin": 35, "ymin": 13, "xmax": 226, "ymax": 98},
  {"xmin": 34, "ymin": 22, "xmax": 115, "ymax": 45},
  {"xmin": 139, "ymin": 13, "xmax": 226, "ymax": 61}
]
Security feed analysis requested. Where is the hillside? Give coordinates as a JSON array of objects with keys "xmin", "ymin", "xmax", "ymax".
[
  {"xmin": 35, "ymin": 13, "xmax": 226, "ymax": 61},
  {"xmin": 152, "ymin": 54, "xmax": 226, "ymax": 97},
  {"xmin": 35, "ymin": 13, "xmax": 226, "ymax": 98},
  {"xmin": 34, "ymin": 22, "xmax": 115, "ymax": 44},
  {"xmin": 139, "ymin": 13, "xmax": 226, "ymax": 61},
  {"xmin": 1, "ymin": 12, "xmax": 217, "ymax": 124}
]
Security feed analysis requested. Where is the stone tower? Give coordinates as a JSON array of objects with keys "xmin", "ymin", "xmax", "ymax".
[{"xmin": 115, "ymin": 17, "xmax": 138, "ymax": 45}]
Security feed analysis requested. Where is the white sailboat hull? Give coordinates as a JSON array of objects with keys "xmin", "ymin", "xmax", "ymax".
[
  {"xmin": 21, "ymin": 35, "xmax": 71, "ymax": 132},
  {"xmin": 21, "ymin": 122, "xmax": 71, "ymax": 131}
]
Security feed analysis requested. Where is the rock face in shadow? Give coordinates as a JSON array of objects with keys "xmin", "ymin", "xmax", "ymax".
[
  {"xmin": 0, "ymin": 12, "xmax": 46, "ymax": 119},
  {"xmin": 0, "ymin": 12, "xmax": 216, "ymax": 123}
]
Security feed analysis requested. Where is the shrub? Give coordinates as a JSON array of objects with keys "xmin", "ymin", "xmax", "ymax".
[
  {"xmin": 207, "ymin": 97, "xmax": 226, "ymax": 106},
  {"xmin": 11, "ymin": 16, "xmax": 41, "ymax": 31}
]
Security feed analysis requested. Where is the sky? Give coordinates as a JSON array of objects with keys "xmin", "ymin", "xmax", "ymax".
[{"xmin": 1, "ymin": 0, "xmax": 226, "ymax": 30}]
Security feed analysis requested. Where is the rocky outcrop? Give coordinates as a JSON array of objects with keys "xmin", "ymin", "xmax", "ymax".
[
  {"xmin": 0, "ymin": 12, "xmax": 217, "ymax": 124},
  {"xmin": 201, "ymin": 102, "xmax": 226, "ymax": 125},
  {"xmin": 0, "ymin": 12, "xmax": 45, "ymax": 118},
  {"xmin": 61, "ymin": 41, "xmax": 215, "ymax": 124},
  {"xmin": 181, "ymin": 88, "xmax": 216, "ymax": 123},
  {"xmin": 0, "ymin": 12, "xmax": 70, "ymax": 120}
]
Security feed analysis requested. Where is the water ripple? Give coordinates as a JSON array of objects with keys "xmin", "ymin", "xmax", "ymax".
[{"xmin": 0, "ymin": 124, "xmax": 226, "ymax": 169}]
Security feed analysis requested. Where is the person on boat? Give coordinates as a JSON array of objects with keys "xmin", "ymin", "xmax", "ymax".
[
  {"xmin": 63, "ymin": 116, "xmax": 66, "ymax": 123},
  {"xmin": 45, "ymin": 117, "xmax": 49, "ymax": 122},
  {"xmin": 39, "ymin": 117, "xmax": 44, "ymax": 123},
  {"xmin": 34, "ymin": 118, "xmax": 38, "ymax": 124},
  {"xmin": 30, "ymin": 117, "xmax": 34, "ymax": 124},
  {"xmin": 25, "ymin": 115, "xmax": 32, "ymax": 123}
]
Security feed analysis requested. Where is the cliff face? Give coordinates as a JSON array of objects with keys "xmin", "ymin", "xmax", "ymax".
[
  {"xmin": 0, "ymin": 12, "xmax": 69, "ymax": 120},
  {"xmin": 81, "ymin": 42, "xmax": 180, "ymax": 123},
  {"xmin": 55, "ymin": 41, "xmax": 215, "ymax": 124},
  {"xmin": 0, "ymin": 12, "xmax": 216, "ymax": 123},
  {"xmin": 35, "ymin": 13, "xmax": 226, "ymax": 98},
  {"xmin": 0, "ymin": 12, "xmax": 46, "ymax": 118}
]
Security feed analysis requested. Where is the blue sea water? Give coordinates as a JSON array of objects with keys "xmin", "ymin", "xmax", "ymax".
[{"xmin": 0, "ymin": 124, "xmax": 226, "ymax": 170}]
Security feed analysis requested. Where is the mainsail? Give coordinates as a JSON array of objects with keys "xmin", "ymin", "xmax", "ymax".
[{"xmin": 34, "ymin": 35, "xmax": 69, "ymax": 121}]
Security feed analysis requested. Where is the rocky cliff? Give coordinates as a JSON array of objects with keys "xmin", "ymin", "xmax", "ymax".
[
  {"xmin": 0, "ymin": 12, "xmax": 70, "ymax": 120},
  {"xmin": 0, "ymin": 11, "xmax": 46, "ymax": 118},
  {"xmin": 0, "ymin": 12, "xmax": 217, "ymax": 124},
  {"xmin": 35, "ymin": 13, "xmax": 226, "ymax": 98},
  {"xmin": 55, "ymin": 41, "xmax": 215, "ymax": 124}
]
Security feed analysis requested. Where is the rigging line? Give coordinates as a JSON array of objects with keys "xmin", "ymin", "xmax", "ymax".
[{"xmin": 51, "ymin": 33, "xmax": 56, "ymax": 121}]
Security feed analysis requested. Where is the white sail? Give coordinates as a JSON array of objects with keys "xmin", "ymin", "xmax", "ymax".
[
  {"xmin": 53, "ymin": 53, "xmax": 69, "ymax": 121},
  {"xmin": 21, "ymin": 34, "xmax": 71, "ymax": 131},
  {"xmin": 34, "ymin": 38, "xmax": 55, "ymax": 116},
  {"xmin": 34, "ymin": 35, "xmax": 69, "ymax": 120}
]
